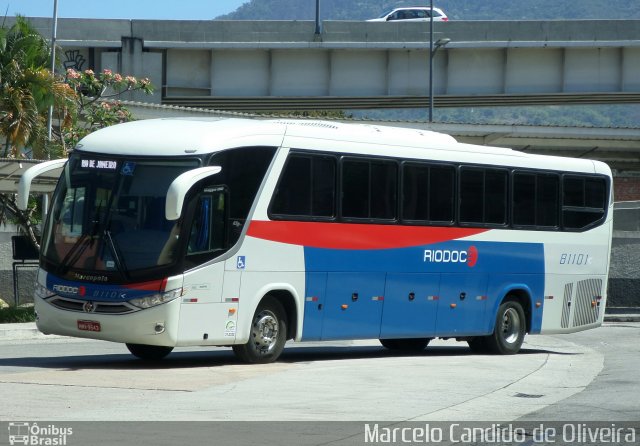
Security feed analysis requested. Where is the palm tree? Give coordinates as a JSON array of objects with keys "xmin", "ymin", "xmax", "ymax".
[
  {"xmin": 0, "ymin": 17, "xmax": 76, "ymax": 250},
  {"xmin": 0, "ymin": 17, "xmax": 152, "ymax": 252},
  {"xmin": 0, "ymin": 16, "xmax": 74, "ymax": 158}
]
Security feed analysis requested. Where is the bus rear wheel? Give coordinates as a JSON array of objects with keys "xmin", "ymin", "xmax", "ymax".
[
  {"xmin": 485, "ymin": 300, "xmax": 526, "ymax": 355},
  {"xmin": 233, "ymin": 297, "xmax": 288, "ymax": 364},
  {"xmin": 126, "ymin": 343, "xmax": 173, "ymax": 360},
  {"xmin": 380, "ymin": 338, "xmax": 431, "ymax": 351}
]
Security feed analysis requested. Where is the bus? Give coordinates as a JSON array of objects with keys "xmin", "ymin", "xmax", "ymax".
[{"xmin": 18, "ymin": 118, "xmax": 613, "ymax": 363}]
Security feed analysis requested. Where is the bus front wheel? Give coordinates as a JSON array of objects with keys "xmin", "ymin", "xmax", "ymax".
[
  {"xmin": 126, "ymin": 343, "xmax": 173, "ymax": 360},
  {"xmin": 233, "ymin": 297, "xmax": 288, "ymax": 364},
  {"xmin": 485, "ymin": 300, "xmax": 526, "ymax": 355}
]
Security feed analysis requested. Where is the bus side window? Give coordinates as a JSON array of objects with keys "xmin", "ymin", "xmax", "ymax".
[
  {"xmin": 270, "ymin": 153, "xmax": 336, "ymax": 219},
  {"xmin": 402, "ymin": 163, "xmax": 454, "ymax": 224},
  {"xmin": 341, "ymin": 157, "xmax": 397, "ymax": 221},
  {"xmin": 187, "ymin": 189, "xmax": 227, "ymax": 256},
  {"xmin": 562, "ymin": 176, "xmax": 606, "ymax": 230},
  {"xmin": 460, "ymin": 167, "xmax": 507, "ymax": 226},
  {"xmin": 513, "ymin": 172, "xmax": 536, "ymax": 226}
]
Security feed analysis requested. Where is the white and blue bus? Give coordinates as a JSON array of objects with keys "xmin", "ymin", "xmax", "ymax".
[{"xmin": 18, "ymin": 118, "xmax": 613, "ymax": 363}]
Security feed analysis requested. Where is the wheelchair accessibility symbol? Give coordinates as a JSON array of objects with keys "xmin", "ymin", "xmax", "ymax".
[{"xmin": 236, "ymin": 256, "xmax": 246, "ymax": 269}]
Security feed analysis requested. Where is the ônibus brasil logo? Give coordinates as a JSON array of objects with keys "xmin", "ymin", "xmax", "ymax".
[
  {"xmin": 8, "ymin": 422, "xmax": 73, "ymax": 445},
  {"xmin": 423, "ymin": 246, "xmax": 478, "ymax": 267}
]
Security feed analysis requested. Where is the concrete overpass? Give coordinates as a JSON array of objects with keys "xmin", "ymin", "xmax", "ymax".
[
  {"xmin": 16, "ymin": 17, "xmax": 640, "ymax": 110},
  {"xmin": 5, "ymin": 17, "xmax": 640, "ymax": 186}
]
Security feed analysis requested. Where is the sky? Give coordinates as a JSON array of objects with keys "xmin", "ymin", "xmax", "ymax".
[{"xmin": 0, "ymin": 0, "xmax": 249, "ymax": 20}]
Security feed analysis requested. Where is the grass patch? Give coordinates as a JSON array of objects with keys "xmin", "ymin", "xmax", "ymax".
[{"xmin": 0, "ymin": 306, "xmax": 36, "ymax": 323}]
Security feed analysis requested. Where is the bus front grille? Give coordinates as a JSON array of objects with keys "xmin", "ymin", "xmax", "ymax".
[{"xmin": 48, "ymin": 297, "xmax": 137, "ymax": 314}]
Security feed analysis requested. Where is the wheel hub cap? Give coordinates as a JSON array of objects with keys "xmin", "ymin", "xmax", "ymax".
[
  {"xmin": 252, "ymin": 311, "xmax": 279, "ymax": 353},
  {"xmin": 502, "ymin": 307, "xmax": 521, "ymax": 344}
]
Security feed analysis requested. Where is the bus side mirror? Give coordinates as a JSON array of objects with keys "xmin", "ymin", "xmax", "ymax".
[
  {"xmin": 17, "ymin": 159, "xmax": 68, "ymax": 210},
  {"xmin": 165, "ymin": 166, "xmax": 222, "ymax": 221}
]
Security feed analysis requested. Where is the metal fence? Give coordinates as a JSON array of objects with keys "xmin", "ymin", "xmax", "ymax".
[
  {"xmin": 12, "ymin": 263, "xmax": 38, "ymax": 306},
  {"xmin": 614, "ymin": 201, "xmax": 640, "ymax": 232},
  {"xmin": 609, "ymin": 201, "xmax": 640, "ymax": 308}
]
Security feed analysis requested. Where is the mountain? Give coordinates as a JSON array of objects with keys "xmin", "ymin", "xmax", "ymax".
[{"xmin": 217, "ymin": 0, "xmax": 640, "ymax": 21}]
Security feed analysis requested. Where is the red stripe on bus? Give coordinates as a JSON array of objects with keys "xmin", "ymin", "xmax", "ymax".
[
  {"xmin": 124, "ymin": 279, "xmax": 166, "ymax": 292},
  {"xmin": 247, "ymin": 221, "xmax": 487, "ymax": 250}
]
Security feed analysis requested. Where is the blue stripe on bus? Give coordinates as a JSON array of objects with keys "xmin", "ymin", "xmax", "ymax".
[
  {"xmin": 45, "ymin": 275, "xmax": 164, "ymax": 302},
  {"xmin": 301, "ymin": 241, "xmax": 545, "ymax": 341}
]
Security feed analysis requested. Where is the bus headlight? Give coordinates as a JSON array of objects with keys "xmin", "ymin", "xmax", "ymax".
[
  {"xmin": 129, "ymin": 288, "xmax": 182, "ymax": 309},
  {"xmin": 35, "ymin": 283, "xmax": 54, "ymax": 300}
]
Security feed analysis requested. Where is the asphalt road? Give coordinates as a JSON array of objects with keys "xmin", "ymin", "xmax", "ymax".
[{"xmin": 0, "ymin": 322, "xmax": 638, "ymax": 445}]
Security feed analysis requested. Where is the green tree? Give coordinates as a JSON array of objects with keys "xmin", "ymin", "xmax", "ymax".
[
  {"xmin": 0, "ymin": 18, "xmax": 154, "ymax": 250},
  {"xmin": 58, "ymin": 68, "xmax": 153, "ymax": 152},
  {"xmin": 0, "ymin": 16, "xmax": 56, "ymax": 157}
]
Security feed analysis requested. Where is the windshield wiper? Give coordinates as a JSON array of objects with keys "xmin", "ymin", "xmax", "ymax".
[
  {"xmin": 103, "ymin": 228, "xmax": 129, "ymax": 280},
  {"xmin": 56, "ymin": 204, "xmax": 103, "ymax": 275}
]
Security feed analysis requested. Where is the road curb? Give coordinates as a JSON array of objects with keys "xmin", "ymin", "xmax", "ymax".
[
  {"xmin": 604, "ymin": 307, "xmax": 640, "ymax": 322},
  {"xmin": 604, "ymin": 314, "xmax": 640, "ymax": 322},
  {"xmin": 1, "ymin": 313, "xmax": 638, "ymax": 339},
  {"xmin": 0, "ymin": 322, "xmax": 39, "ymax": 339}
]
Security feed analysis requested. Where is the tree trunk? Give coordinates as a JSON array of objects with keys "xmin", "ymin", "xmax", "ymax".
[{"xmin": 0, "ymin": 193, "xmax": 41, "ymax": 251}]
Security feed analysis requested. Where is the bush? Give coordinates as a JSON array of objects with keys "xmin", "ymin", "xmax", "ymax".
[{"xmin": 0, "ymin": 306, "xmax": 36, "ymax": 323}]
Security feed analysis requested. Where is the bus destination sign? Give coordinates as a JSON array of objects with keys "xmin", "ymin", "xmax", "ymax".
[{"xmin": 80, "ymin": 159, "xmax": 117, "ymax": 170}]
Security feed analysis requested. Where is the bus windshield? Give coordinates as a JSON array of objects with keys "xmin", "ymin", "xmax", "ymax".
[{"xmin": 41, "ymin": 153, "xmax": 199, "ymax": 278}]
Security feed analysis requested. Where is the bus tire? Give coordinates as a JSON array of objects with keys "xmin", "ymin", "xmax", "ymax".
[
  {"xmin": 126, "ymin": 343, "xmax": 173, "ymax": 360},
  {"xmin": 380, "ymin": 338, "xmax": 431, "ymax": 351},
  {"xmin": 233, "ymin": 296, "xmax": 287, "ymax": 364},
  {"xmin": 485, "ymin": 300, "xmax": 526, "ymax": 355}
]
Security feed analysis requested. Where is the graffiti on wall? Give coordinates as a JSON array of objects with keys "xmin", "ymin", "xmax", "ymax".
[{"xmin": 63, "ymin": 49, "xmax": 87, "ymax": 71}]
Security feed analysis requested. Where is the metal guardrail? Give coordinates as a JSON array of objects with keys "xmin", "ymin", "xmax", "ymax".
[
  {"xmin": 162, "ymin": 92, "xmax": 640, "ymax": 111},
  {"xmin": 614, "ymin": 201, "xmax": 640, "ymax": 232},
  {"xmin": 11, "ymin": 236, "xmax": 39, "ymax": 307}
]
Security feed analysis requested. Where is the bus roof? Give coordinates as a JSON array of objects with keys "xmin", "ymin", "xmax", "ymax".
[
  {"xmin": 75, "ymin": 117, "xmax": 609, "ymax": 175},
  {"xmin": 76, "ymin": 118, "xmax": 286, "ymax": 156}
]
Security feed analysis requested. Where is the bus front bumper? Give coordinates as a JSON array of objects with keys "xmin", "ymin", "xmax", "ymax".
[{"xmin": 35, "ymin": 295, "xmax": 181, "ymax": 347}]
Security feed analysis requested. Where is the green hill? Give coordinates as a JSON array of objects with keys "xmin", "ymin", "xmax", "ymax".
[{"xmin": 217, "ymin": 0, "xmax": 640, "ymax": 20}]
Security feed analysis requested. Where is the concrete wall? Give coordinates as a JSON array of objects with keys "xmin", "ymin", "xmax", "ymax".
[
  {"xmin": 609, "ymin": 228, "xmax": 640, "ymax": 308},
  {"xmin": 610, "ymin": 203, "xmax": 640, "ymax": 307},
  {"xmin": 614, "ymin": 177, "xmax": 640, "ymax": 202}
]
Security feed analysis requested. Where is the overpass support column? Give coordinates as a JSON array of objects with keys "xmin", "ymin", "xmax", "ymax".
[
  {"xmin": 102, "ymin": 37, "xmax": 162, "ymax": 104},
  {"xmin": 121, "ymin": 37, "xmax": 143, "ymax": 82},
  {"xmin": 622, "ymin": 47, "xmax": 640, "ymax": 92}
]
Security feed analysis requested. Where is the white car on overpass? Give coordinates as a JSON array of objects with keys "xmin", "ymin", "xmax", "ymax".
[{"xmin": 368, "ymin": 6, "xmax": 449, "ymax": 22}]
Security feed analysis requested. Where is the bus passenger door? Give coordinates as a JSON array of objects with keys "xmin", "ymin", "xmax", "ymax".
[
  {"xmin": 178, "ymin": 262, "xmax": 228, "ymax": 344},
  {"xmin": 436, "ymin": 273, "xmax": 488, "ymax": 336},
  {"xmin": 380, "ymin": 273, "xmax": 439, "ymax": 338},
  {"xmin": 321, "ymin": 272, "xmax": 385, "ymax": 340}
]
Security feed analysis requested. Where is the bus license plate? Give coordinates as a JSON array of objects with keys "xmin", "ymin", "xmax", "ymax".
[{"xmin": 77, "ymin": 320, "xmax": 101, "ymax": 332}]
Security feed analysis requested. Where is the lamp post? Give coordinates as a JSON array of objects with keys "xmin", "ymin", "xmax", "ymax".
[
  {"xmin": 315, "ymin": 0, "xmax": 321, "ymax": 35},
  {"xmin": 46, "ymin": 0, "xmax": 59, "ymax": 159},
  {"xmin": 428, "ymin": 0, "xmax": 449, "ymax": 123}
]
